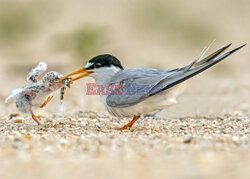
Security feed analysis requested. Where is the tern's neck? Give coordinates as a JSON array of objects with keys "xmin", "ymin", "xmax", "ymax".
[{"xmin": 90, "ymin": 65, "xmax": 122, "ymax": 86}]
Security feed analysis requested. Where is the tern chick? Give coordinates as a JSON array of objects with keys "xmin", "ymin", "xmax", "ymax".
[{"xmin": 5, "ymin": 62, "xmax": 67, "ymax": 125}]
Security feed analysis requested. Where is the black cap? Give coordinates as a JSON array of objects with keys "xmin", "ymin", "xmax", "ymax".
[{"xmin": 84, "ymin": 54, "xmax": 124, "ymax": 70}]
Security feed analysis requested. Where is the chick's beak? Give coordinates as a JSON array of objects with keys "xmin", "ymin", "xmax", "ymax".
[{"xmin": 60, "ymin": 68, "xmax": 93, "ymax": 83}]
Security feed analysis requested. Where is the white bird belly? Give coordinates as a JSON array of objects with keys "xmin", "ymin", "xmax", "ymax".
[{"xmin": 105, "ymin": 82, "xmax": 186, "ymax": 117}]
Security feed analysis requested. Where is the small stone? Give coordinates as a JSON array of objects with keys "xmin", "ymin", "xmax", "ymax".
[
  {"xmin": 232, "ymin": 136, "xmax": 239, "ymax": 141},
  {"xmin": 89, "ymin": 113, "xmax": 97, "ymax": 119},
  {"xmin": 9, "ymin": 113, "xmax": 20, "ymax": 119},
  {"xmin": 15, "ymin": 118, "xmax": 24, "ymax": 124},
  {"xmin": 22, "ymin": 135, "xmax": 32, "ymax": 142}
]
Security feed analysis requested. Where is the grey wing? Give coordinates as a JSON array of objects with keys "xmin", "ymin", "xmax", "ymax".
[
  {"xmin": 107, "ymin": 44, "xmax": 246, "ymax": 108},
  {"xmin": 106, "ymin": 68, "xmax": 173, "ymax": 108},
  {"xmin": 27, "ymin": 61, "xmax": 47, "ymax": 83}
]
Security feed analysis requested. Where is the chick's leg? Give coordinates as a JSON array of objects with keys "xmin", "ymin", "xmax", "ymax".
[
  {"xmin": 117, "ymin": 115, "xmax": 140, "ymax": 131},
  {"xmin": 40, "ymin": 96, "xmax": 54, "ymax": 108},
  {"xmin": 31, "ymin": 113, "xmax": 41, "ymax": 125}
]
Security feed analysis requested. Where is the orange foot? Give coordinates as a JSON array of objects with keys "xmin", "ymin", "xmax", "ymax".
[
  {"xmin": 117, "ymin": 115, "xmax": 140, "ymax": 131},
  {"xmin": 31, "ymin": 113, "xmax": 41, "ymax": 125},
  {"xmin": 40, "ymin": 96, "xmax": 54, "ymax": 108}
]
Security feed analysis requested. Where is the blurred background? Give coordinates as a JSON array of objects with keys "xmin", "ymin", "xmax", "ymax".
[
  {"xmin": 0, "ymin": 0, "xmax": 249, "ymax": 117},
  {"xmin": 0, "ymin": 1, "xmax": 250, "ymax": 179}
]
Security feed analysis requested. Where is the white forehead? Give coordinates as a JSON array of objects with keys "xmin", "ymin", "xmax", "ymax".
[{"xmin": 84, "ymin": 62, "xmax": 94, "ymax": 69}]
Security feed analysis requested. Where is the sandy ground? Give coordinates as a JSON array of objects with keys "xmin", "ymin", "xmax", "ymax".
[{"xmin": 0, "ymin": 110, "xmax": 249, "ymax": 179}]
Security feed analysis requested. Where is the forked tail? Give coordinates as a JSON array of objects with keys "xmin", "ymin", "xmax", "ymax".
[{"xmin": 150, "ymin": 43, "xmax": 246, "ymax": 96}]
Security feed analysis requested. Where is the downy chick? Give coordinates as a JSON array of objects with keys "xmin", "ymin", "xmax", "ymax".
[{"xmin": 5, "ymin": 62, "xmax": 68, "ymax": 125}]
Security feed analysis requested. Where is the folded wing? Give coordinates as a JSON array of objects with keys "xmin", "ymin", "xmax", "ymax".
[{"xmin": 106, "ymin": 44, "xmax": 246, "ymax": 108}]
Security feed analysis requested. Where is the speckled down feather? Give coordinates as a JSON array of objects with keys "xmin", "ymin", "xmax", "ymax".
[
  {"xmin": 27, "ymin": 61, "xmax": 47, "ymax": 83},
  {"xmin": 5, "ymin": 62, "xmax": 65, "ymax": 122}
]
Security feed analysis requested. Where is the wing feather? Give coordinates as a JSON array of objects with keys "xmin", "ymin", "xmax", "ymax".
[{"xmin": 106, "ymin": 44, "xmax": 246, "ymax": 108}]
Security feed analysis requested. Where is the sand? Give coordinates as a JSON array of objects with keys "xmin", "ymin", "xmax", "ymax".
[{"xmin": 0, "ymin": 110, "xmax": 249, "ymax": 179}]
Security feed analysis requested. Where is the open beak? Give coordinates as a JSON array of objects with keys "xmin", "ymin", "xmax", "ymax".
[{"xmin": 60, "ymin": 68, "xmax": 93, "ymax": 85}]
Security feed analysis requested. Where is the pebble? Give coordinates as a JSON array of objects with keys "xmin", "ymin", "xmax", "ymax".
[{"xmin": 0, "ymin": 111, "xmax": 249, "ymax": 160}]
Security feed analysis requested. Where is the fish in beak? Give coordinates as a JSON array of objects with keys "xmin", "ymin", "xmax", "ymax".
[{"xmin": 60, "ymin": 68, "xmax": 93, "ymax": 87}]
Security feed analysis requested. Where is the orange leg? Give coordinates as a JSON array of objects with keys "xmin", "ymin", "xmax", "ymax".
[
  {"xmin": 40, "ymin": 96, "xmax": 54, "ymax": 108},
  {"xmin": 31, "ymin": 113, "xmax": 41, "ymax": 125},
  {"xmin": 117, "ymin": 115, "xmax": 140, "ymax": 131}
]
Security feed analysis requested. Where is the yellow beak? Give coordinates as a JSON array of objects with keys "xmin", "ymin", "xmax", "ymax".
[{"xmin": 61, "ymin": 68, "xmax": 93, "ymax": 83}]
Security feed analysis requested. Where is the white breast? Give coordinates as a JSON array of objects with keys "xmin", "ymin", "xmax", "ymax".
[{"xmin": 89, "ymin": 65, "xmax": 122, "ymax": 105}]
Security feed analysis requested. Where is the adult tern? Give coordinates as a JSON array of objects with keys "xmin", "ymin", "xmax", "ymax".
[{"xmin": 62, "ymin": 43, "xmax": 246, "ymax": 130}]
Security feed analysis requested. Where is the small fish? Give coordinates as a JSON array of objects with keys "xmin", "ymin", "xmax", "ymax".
[
  {"xmin": 60, "ymin": 86, "xmax": 66, "ymax": 104},
  {"xmin": 60, "ymin": 78, "xmax": 71, "ymax": 104}
]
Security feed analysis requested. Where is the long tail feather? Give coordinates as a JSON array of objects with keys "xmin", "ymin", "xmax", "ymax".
[
  {"xmin": 150, "ymin": 44, "xmax": 246, "ymax": 96},
  {"xmin": 194, "ymin": 43, "xmax": 232, "ymax": 67},
  {"xmin": 196, "ymin": 39, "xmax": 216, "ymax": 63}
]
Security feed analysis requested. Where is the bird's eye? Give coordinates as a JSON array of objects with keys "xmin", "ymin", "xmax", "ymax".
[
  {"xmin": 55, "ymin": 77, "xmax": 60, "ymax": 80},
  {"xmin": 95, "ymin": 63, "xmax": 102, "ymax": 67}
]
